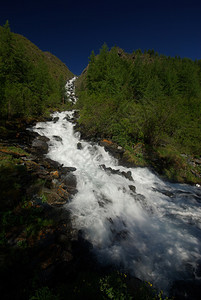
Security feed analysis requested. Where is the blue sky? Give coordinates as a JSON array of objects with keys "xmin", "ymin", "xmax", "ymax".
[{"xmin": 1, "ymin": 0, "xmax": 201, "ymax": 75}]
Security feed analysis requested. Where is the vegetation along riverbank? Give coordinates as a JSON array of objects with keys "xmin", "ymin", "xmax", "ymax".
[{"xmin": 0, "ymin": 21, "xmax": 200, "ymax": 299}]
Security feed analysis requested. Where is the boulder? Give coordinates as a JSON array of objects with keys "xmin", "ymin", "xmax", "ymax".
[
  {"xmin": 53, "ymin": 135, "xmax": 62, "ymax": 142},
  {"xmin": 62, "ymin": 173, "xmax": 77, "ymax": 194},
  {"xmin": 121, "ymin": 170, "xmax": 134, "ymax": 181},
  {"xmin": 42, "ymin": 188, "xmax": 68, "ymax": 206},
  {"xmin": 77, "ymin": 142, "xmax": 82, "ymax": 150},
  {"xmin": 53, "ymin": 117, "xmax": 59, "ymax": 123},
  {"xmin": 100, "ymin": 164, "xmax": 134, "ymax": 181},
  {"xmin": 99, "ymin": 139, "xmax": 124, "ymax": 159},
  {"xmin": 60, "ymin": 167, "xmax": 76, "ymax": 175},
  {"xmin": 129, "ymin": 185, "xmax": 136, "ymax": 193},
  {"xmin": 32, "ymin": 138, "xmax": 49, "ymax": 154}
]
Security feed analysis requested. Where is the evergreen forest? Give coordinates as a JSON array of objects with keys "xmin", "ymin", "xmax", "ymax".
[
  {"xmin": 0, "ymin": 21, "xmax": 201, "ymax": 300},
  {"xmin": 0, "ymin": 21, "xmax": 73, "ymax": 120},
  {"xmin": 76, "ymin": 44, "xmax": 201, "ymax": 182}
]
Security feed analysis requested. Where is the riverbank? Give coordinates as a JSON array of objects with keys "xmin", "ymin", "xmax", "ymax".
[
  {"xmin": 0, "ymin": 115, "xmax": 156, "ymax": 299},
  {"xmin": 74, "ymin": 120, "xmax": 201, "ymax": 186},
  {"xmin": 1, "ymin": 112, "xmax": 201, "ymax": 300},
  {"xmin": 0, "ymin": 115, "xmax": 83, "ymax": 299}
]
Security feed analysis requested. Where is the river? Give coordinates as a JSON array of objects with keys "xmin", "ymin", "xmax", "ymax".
[{"xmin": 31, "ymin": 78, "xmax": 201, "ymax": 295}]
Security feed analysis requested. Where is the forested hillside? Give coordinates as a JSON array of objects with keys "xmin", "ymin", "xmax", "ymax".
[
  {"xmin": 76, "ymin": 44, "xmax": 201, "ymax": 183},
  {"xmin": 0, "ymin": 21, "xmax": 73, "ymax": 119}
]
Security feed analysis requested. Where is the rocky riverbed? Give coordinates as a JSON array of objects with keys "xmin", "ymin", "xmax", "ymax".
[
  {"xmin": 0, "ymin": 116, "xmax": 102, "ymax": 299},
  {"xmin": 1, "ymin": 112, "xmax": 201, "ymax": 300}
]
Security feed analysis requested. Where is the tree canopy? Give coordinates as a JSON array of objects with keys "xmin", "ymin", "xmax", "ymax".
[
  {"xmin": 0, "ymin": 21, "xmax": 72, "ymax": 119},
  {"xmin": 76, "ymin": 45, "xmax": 201, "ymax": 156}
]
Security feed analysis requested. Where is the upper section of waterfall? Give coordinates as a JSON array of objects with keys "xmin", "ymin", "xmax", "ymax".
[{"xmin": 65, "ymin": 77, "xmax": 78, "ymax": 104}]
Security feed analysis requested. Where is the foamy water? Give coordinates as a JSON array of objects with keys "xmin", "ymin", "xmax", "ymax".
[{"xmin": 32, "ymin": 110, "xmax": 201, "ymax": 292}]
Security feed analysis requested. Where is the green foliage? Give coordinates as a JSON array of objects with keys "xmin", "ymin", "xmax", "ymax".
[
  {"xmin": 30, "ymin": 287, "xmax": 59, "ymax": 300},
  {"xmin": 77, "ymin": 44, "xmax": 201, "ymax": 179},
  {"xmin": 0, "ymin": 21, "xmax": 73, "ymax": 120},
  {"xmin": 100, "ymin": 272, "xmax": 132, "ymax": 299}
]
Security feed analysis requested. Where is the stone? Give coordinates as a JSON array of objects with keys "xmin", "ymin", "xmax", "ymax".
[
  {"xmin": 53, "ymin": 135, "xmax": 62, "ymax": 142},
  {"xmin": 53, "ymin": 117, "xmax": 59, "ymax": 123},
  {"xmin": 32, "ymin": 138, "xmax": 48, "ymax": 154},
  {"xmin": 77, "ymin": 142, "xmax": 82, "ymax": 150},
  {"xmin": 62, "ymin": 173, "xmax": 77, "ymax": 194},
  {"xmin": 56, "ymin": 185, "xmax": 70, "ymax": 199},
  {"xmin": 99, "ymin": 139, "xmax": 124, "ymax": 159},
  {"xmin": 129, "ymin": 185, "xmax": 136, "ymax": 193},
  {"xmin": 100, "ymin": 164, "xmax": 134, "ymax": 181},
  {"xmin": 50, "ymin": 170, "xmax": 59, "ymax": 178},
  {"xmin": 42, "ymin": 188, "xmax": 68, "ymax": 206},
  {"xmin": 122, "ymin": 171, "xmax": 134, "ymax": 181},
  {"xmin": 45, "ymin": 158, "xmax": 62, "ymax": 169},
  {"xmin": 38, "ymin": 136, "xmax": 50, "ymax": 142}
]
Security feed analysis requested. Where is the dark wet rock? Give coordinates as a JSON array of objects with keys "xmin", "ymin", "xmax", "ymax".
[
  {"xmin": 100, "ymin": 164, "xmax": 120, "ymax": 175},
  {"xmin": 77, "ymin": 142, "xmax": 82, "ymax": 150},
  {"xmin": 44, "ymin": 116, "xmax": 53, "ymax": 122},
  {"xmin": 38, "ymin": 136, "xmax": 50, "ymax": 142},
  {"xmin": 100, "ymin": 164, "xmax": 134, "ymax": 181},
  {"xmin": 45, "ymin": 158, "xmax": 63, "ymax": 170},
  {"xmin": 72, "ymin": 110, "xmax": 79, "ymax": 120},
  {"xmin": 129, "ymin": 185, "xmax": 136, "ymax": 193},
  {"xmin": 42, "ymin": 187, "xmax": 69, "ymax": 206},
  {"xmin": 32, "ymin": 138, "xmax": 48, "ymax": 154},
  {"xmin": 122, "ymin": 170, "xmax": 134, "ymax": 181},
  {"xmin": 63, "ymin": 115, "xmax": 72, "ymax": 122},
  {"xmin": 60, "ymin": 166, "xmax": 76, "ymax": 175},
  {"xmin": 65, "ymin": 166, "xmax": 77, "ymax": 172},
  {"xmin": 53, "ymin": 117, "xmax": 59, "ymax": 123},
  {"xmin": 50, "ymin": 170, "xmax": 59, "ymax": 178},
  {"xmin": 53, "ymin": 135, "xmax": 62, "ymax": 142},
  {"xmin": 99, "ymin": 139, "xmax": 124, "ymax": 159},
  {"xmin": 62, "ymin": 173, "xmax": 77, "ymax": 194},
  {"xmin": 152, "ymin": 187, "xmax": 174, "ymax": 197}
]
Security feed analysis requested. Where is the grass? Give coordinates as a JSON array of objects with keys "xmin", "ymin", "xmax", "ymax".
[
  {"xmin": 121, "ymin": 141, "xmax": 201, "ymax": 184},
  {"xmin": 155, "ymin": 145, "xmax": 201, "ymax": 184}
]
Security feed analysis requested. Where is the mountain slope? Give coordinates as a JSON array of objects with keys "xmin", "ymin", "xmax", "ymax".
[
  {"xmin": 75, "ymin": 44, "xmax": 201, "ymax": 184},
  {"xmin": 13, "ymin": 32, "xmax": 73, "ymax": 80},
  {"xmin": 0, "ymin": 22, "xmax": 73, "ymax": 119}
]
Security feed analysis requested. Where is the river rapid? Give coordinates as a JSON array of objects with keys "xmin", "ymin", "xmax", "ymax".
[
  {"xmin": 30, "ymin": 77, "xmax": 201, "ymax": 296},
  {"xmin": 32, "ymin": 108, "xmax": 201, "ymax": 294}
]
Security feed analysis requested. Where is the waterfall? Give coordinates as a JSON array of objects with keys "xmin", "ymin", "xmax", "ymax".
[{"xmin": 31, "ymin": 78, "xmax": 201, "ymax": 293}]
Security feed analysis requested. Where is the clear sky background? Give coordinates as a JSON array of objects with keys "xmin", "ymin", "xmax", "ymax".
[{"xmin": 1, "ymin": 0, "xmax": 201, "ymax": 75}]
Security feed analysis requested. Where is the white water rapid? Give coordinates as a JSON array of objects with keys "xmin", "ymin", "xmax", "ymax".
[
  {"xmin": 30, "ymin": 76, "xmax": 201, "ymax": 295},
  {"xmin": 32, "ymin": 110, "xmax": 201, "ymax": 293},
  {"xmin": 65, "ymin": 76, "xmax": 77, "ymax": 103}
]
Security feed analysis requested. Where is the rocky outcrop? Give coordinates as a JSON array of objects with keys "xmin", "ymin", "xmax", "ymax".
[
  {"xmin": 99, "ymin": 139, "xmax": 124, "ymax": 159},
  {"xmin": 32, "ymin": 136, "xmax": 49, "ymax": 154},
  {"xmin": 0, "ymin": 122, "xmax": 98, "ymax": 300},
  {"xmin": 100, "ymin": 164, "xmax": 134, "ymax": 181}
]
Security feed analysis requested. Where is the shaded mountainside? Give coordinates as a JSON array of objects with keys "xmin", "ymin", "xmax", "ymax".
[
  {"xmin": 14, "ymin": 32, "xmax": 73, "ymax": 81},
  {"xmin": 0, "ymin": 22, "xmax": 74, "ymax": 119}
]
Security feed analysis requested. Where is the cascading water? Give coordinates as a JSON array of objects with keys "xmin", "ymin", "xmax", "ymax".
[
  {"xmin": 31, "ymin": 79, "xmax": 201, "ymax": 294},
  {"xmin": 65, "ymin": 76, "xmax": 77, "ymax": 103}
]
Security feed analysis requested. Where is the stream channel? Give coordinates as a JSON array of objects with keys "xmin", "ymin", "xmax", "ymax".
[{"xmin": 31, "ymin": 79, "xmax": 201, "ymax": 295}]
